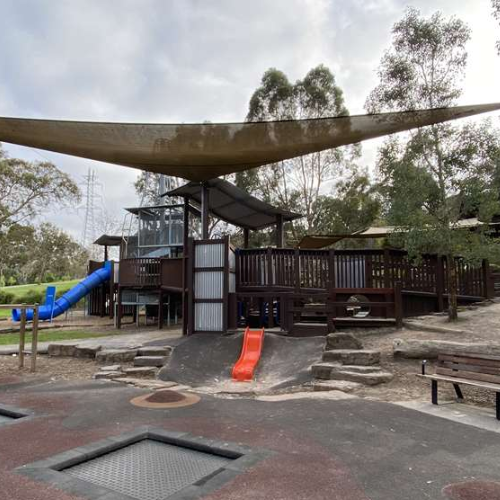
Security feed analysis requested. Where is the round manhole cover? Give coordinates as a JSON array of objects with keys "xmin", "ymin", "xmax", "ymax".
[
  {"xmin": 130, "ymin": 390, "xmax": 200, "ymax": 409},
  {"xmin": 443, "ymin": 481, "xmax": 500, "ymax": 500}
]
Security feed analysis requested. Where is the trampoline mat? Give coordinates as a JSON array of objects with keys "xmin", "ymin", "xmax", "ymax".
[{"xmin": 63, "ymin": 439, "xmax": 231, "ymax": 500}]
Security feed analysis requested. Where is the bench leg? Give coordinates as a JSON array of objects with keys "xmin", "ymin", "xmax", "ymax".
[
  {"xmin": 431, "ymin": 380, "xmax": 438, "ymax": 405},
  {"xmin": 453, "ymin": 383, "xmax": 464, "ymax": 402},
  {"xmin": 497, "ymin": 393, "xmax": 500, "ymax": 421}
]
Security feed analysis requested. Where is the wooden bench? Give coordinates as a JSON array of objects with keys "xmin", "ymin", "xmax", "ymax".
[{"xmin": 418, "ymin": 352, "xmax": 500, "ymax": 420}]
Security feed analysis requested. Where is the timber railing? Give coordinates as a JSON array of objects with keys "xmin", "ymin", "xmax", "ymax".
[
  {"xmin": 118, "ymin": 258, "xmax": 161, "ymax": 287},
  {"xmin": 236, "ymin": 247, "xmax": 491, "ymax": 300}
]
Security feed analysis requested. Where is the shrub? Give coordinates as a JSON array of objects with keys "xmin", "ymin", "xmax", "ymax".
[
  {"xmin": 0, "ymin": 290, "xmax": 15, "ymax": 305},
  {"xmin": 20, "ymin": 290, "xmax": 45, "ymax": 305}
]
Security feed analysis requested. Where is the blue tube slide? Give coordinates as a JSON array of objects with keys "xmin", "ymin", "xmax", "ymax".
[{"xmin": 12, "ymin": 261, "xmax": 112, "ymax": 322}]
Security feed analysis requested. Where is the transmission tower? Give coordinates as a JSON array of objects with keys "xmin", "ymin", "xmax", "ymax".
[{"xmin": 79, "ymin": 168, "xmax": 104, "ymax": 257}]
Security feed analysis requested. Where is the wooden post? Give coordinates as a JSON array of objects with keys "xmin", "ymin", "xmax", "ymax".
[
  {"xmin": 182, "ymin": 196, "xmax": 190, "ymax": 336},
  {"xmin": 201, "ymin": 183, "xmax": 210, "ymax": 239},
  {"xmin": 483, "ymin": 259, "xmax": 493, "ymax": 299},
  {"xmin": 394, "ymin": 282, "xmax": 403, "ymax": 329},
  {"xmin": 109, "ymin": 261, "xmax": 115, "ymax": 319},
  {"xmin": 436, "ymin": 255, "xmax": 444, "ymax": 312},
  {"xmin": 18, "ymin": 306, "xmax": 26, "ymax": 369},
  {"xmin": 294, "ymin": 249, "xmax": 300, "ymax": 293},
  {"xmin": 243, "ymin": 228, "xmax": 250, "ymax": 249},
  {"xmin": 30, "ymin": 305, "xmax": 39, "ymax": 373},
  {"xmin": 276, "ymin": 214, "xmax": 284, "ymax": 248},
  {"xmin": 117, "ymin": 287, "xmax": 122, "ymax": 329},
  {"xmin": 158, "ymin": 288, "xmax": 164, "ymax": 329},
  {"xmin": 383, "ymin": 248, "xmax": 391, "ymax": 288}
]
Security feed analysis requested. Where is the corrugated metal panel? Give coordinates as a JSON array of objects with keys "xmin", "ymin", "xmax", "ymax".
[
  {"xmin": 229, "ymin": 272, "xmax": 236, "ymax": 293},
  {"xmin": 195, "ymin": 243, "xmax": 224, "ymax": 267},
  {"xmin": 195, "ymin": 303, "xmax": 223, "ymax": 331},
  {"xmin": 195, "ymin": 271, "xmax": 223, "ymax": 299}
]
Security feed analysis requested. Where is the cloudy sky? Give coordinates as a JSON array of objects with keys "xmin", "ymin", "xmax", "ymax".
[{"xmin": 1, "ymin": 0, "xmax": 499, "ymax": 241}]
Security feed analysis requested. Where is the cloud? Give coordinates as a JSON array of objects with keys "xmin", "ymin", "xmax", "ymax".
[{"xmin": 0, "ymin": 0, "xmax": 499, "ymax": 238}]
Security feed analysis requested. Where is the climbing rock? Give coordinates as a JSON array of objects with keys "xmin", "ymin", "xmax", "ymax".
[
  {"xmin": 322, "ymin": 349, "xmax": 380, "ymax": 365},
  {"xmin": 100, "ymin": 364, "xmax": 122, "ymax": 372},
  {"xmin": 133, "ymin": 356, "xmax": 168, "ymax": 367},
  {"xmin": 137, "ymin": 346, "xmax": 173, "ymax": 357},
  {"xmin": 328, "ymin": 368, "xmax": 393, "ymax": 386},
  {"xmin": 96, "ymin": 349, "xmax": 138, "ymax": 363},
  {"xmin": 93, "ymin": 371, "xmax": 123, "ymax": 380},
  {"xmin": 311, "ymin": 362, "xmax": 340, "ymax": 380},
  {"xmin": 312, "ymin": 380, "xmax": 362, "ymax": 392},
  {"xmin": 325, "ymin": 333, "xmax": 363, "ymax": 351},
  {"xmin": 393, "ymin": 339, "xmax": 500, "ymax": 359},
  {"xmin": 123, "ymin": 366, "xmax": 157, "ymax": 378},
  {"xmin": 74, "ymin": 345, "xmax": 102, "ymax": 359},
  {"xmin": 47, "ymin": 343, "xmax": 77, "ymax": 357}
]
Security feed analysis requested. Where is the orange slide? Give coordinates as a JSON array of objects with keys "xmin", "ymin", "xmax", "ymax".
[{"xmin": 232, "ymin": 327, "xmax": 265, "ymax": 382}]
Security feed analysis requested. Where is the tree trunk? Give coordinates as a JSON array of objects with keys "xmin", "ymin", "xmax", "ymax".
[{"xmin": 446, "ymin": 254, "xmax": 458, "ymax": 321}]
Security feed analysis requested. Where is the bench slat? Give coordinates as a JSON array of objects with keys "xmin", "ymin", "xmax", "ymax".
[
  {"xmin": 435, "ymin": 366, "xmax": 500, "ymax": 385},
  {"xmin": 439, "ymin": 352, "xmax": 500, "ymax": 364},
  {"xmin": 417, "ymin": 373, "xmax": 500, "ymax": 391},
  {"xmin": 438, "ymin": 360, "xmax": 500, "ymax": 376}
]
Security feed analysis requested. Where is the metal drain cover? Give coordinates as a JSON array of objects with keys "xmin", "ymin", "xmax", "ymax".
[{"xmin": 64, "ymin": 439, "xmax": 231, "ymax": 500}]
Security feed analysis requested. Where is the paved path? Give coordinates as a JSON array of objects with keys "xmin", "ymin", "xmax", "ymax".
[{"xmin": 1, "ymin": 377, "xmax": 500, "ymax": 499}]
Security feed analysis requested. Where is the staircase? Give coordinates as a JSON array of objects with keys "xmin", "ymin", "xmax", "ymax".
[{"xmin": 311, "ymin": 333, "xmax": 393, "ymax": 387}]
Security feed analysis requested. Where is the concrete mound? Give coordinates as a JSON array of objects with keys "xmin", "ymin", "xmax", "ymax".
[{"xmin": 158, "ymin": 332, "xmax": 325, "ymax": 391}]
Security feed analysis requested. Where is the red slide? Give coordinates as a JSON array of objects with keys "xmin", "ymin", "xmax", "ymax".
[{"xmin": 232, "ymin": 327, "xmax": 265, "ymax": 382}]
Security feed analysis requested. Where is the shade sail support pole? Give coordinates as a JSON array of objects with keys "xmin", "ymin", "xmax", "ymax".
[{"xmin": 201, "ymin": 182, "xmax": 210, "ymax": 239}]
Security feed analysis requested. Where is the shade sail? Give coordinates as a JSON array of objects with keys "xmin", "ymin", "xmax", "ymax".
[
  {"xmin": 0, "ymin": 103, "xmax": 499, "ymax": 182},
  {"xmin": 166, "ymin": 178, "xmax": 302, "ymax": 230}
]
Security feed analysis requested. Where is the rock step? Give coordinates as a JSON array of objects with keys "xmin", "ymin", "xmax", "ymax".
[
  {"xmin": 133, "ymin": 356, "xmax": 168, "ymax": 367},
  {"xmin": 137, "ymin": 346, "xmax": 172, "ymax": 357},
  {"xmin": 93, "ymin": 371, "xmax": 123, "ymax": 380},
  {"xmin": 322, "ymin": 349, "xmax": 380, "ymax": 365},
  {"xmin": 96, "ymin": 349, "xmax": 138, "ymax": 364},
  {"xmin": 312, "ymin": 380, "xmax": 362, "ymax": 392},
  {"xmin": 325, "ymin": 333, "xmax": 363, "ymax": 351},
  {"xmin": 329, "ymin": 369, "xmax": 393, "ymax": 386},
  {"xmin": 122, "ymin": 367, "xmax": 158, "ymax": 378},
  {"xmin": 311, "ymin": 362, "xmax": 393, "ymax": 385}
]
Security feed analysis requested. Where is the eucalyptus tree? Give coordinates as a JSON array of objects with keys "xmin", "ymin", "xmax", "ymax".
[{"xmin": 367, "ymin": 8, "xmax": 500, "ymax": 320}]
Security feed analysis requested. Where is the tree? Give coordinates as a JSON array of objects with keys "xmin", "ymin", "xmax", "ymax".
[
  {"xmin": 367, "ymin": 8, "xmax": 500, "ymax": 321},
  {"xmin": 493, "ymin": 0, "xmax": 500, "ymax": 53},
  {"xmin": 0, "ymin": 145, "xmax": 80, "ymax": 231},
  {"xmin": 244, "ymin": 65, "xmax": 368, "ymax": 243}
]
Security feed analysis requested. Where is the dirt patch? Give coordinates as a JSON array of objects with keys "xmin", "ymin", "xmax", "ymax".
[{"xmin": 0, "ymin": 354, "xmax": 98, "ymax": 382}]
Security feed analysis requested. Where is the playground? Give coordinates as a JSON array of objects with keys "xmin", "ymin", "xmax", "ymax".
[{"xmin": 0, "ymin": 81, "xmax": 500, "ymax": 500}]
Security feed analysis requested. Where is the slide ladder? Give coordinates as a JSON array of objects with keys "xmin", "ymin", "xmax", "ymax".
[
  {"xmin": 232, "ymin": 327, "xmax": 265, "ymax": 382},
  {"xmin": 12, "ymin": 262, "xmax": 112, "ymax": 322}
]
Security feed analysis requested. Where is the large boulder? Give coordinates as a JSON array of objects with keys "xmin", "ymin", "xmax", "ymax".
[
  {"xmin": 326, "ymin": 333, "xmax": 363, "ymax": 351},
  {"xmin": 393, "ymin": 339, "xmax": 500, "ymax": 359},
  {"xmin": 47, "ymin": 343, "xmax": 77, "ymax": 357}
]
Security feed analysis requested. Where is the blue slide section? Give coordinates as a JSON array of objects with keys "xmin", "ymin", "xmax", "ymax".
[{"xmin": 12, "ymin": 261, "xmax": 112, "ymax": 322}]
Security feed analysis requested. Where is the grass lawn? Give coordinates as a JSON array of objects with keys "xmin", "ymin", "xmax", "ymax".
[
  {"xmin": 0, "ymin": 329, "xmax": 118, "ymax": 346},
  {"xmin": 0, "ymin": 279, "xmax": 80, "ymax": 302},
  {"xmin": 0, "ymin": 309, "xmax": 12, "ymax": 319}
]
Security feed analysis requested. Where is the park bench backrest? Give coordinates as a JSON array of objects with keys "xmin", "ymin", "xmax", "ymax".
[{"xmin": 436, "ymin": 352, "xmax": 500, "ymax": 385}]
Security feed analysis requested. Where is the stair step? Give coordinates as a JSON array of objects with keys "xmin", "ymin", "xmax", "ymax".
[
  {"xmin": 137, "ymin": 346, "xmax": 172, "ymax": 357},
  {"xmin": 123, "ymin": 367, "xmax": 158, "ymax": 378},
  {"xmin": 289, "ymin": 322, "xmax": 328, "ymax": 337},
  {"xmin": 322, "ymin": 349, "xmax": 381, "ymax": 365},
  {"xmin": 133, "ymin": 356, "xmax": 168, "ymax": 367},
  {"xmin": 328, "ymin": 369, "xmax": 393, "ymax": 386}
]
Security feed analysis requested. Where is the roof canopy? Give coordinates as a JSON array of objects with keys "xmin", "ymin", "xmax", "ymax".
[
  {"xmin": 93, "ymin": 234, "xmax": 123, "ymax": 246},
  {"xmin": 298, "ymin": 219, "xmax": 498, "ymax": 249},
  {"xmin": 166, "ymin": 178, "xmax": 302, "ymax": 230},
  {"xmin": 0, "ymin": 103, "xmax": 499, "ymax": 181}
]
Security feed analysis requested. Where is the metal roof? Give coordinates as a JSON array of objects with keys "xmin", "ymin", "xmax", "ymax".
[
  {"xmin": 166, "ymin": 178, "xmax": 302, "ymax": 230},
  {"xmin": 0, "ymin": 104, "xmax": 498, "ymax": 181},
  {"xmin": 93, "ymin": 234, "xmax": 123, "ymax": 246}
]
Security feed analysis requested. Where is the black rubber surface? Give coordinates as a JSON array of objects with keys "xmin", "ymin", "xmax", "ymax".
[{"xmin": 158, "ymin": 332, "xmax": 325, "ymax": 389}]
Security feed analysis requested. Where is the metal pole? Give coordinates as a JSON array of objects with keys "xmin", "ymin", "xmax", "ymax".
[{"xmin": 201, "ymin": 183, "xmax": 210, "ymax": 239}]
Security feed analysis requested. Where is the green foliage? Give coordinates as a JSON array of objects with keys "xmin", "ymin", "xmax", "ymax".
[
  {"xmin": 0, "ymin": 290, "xmax": 14, "ymax": 304},
  {"xmin": 0, "ymin": 144, "xmax": 80, "ymax": 231},
  {"xmin": 368, "ymin": 7, "xmax": 500, "ymax": 320},
  {"xmin": 244, "ymin": 65, "xmax": 376, "ymax": 244}
]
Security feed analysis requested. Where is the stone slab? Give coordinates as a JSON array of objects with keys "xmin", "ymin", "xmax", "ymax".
[
  {"xmin": 74, "ymin": 345, "xmax": 102, "ymax": 359},
  {"xmin": 133, "ymin": 356, "xmax": 168, "ymax": 367},
  {"xmin": 47, "ymin": 343, "xmax": 78, "ymax": 357},
  {"xmin": 137, "ymin": 346, "xmax": 173, "ymax": 357},
  {"xmin": 312, "ymin": 380, "xmax": 362, "ymax": 392},
  {"xmin": 393, "ymin": 339, "xmax": 500, "ymax": 359},
  {"xmin": 322, "ymin": 349, "xmax": 380, "ymax": 365},
  {"xmin": 122, "ymin": 367, "xmax": 157, "ymax": 378},
  {"xmin": 325, "ymin": 333, "xmax": 363, "ymax": 351},
  {"xmin": 93, "ymin": 371, "xmax": 123, "ymax": 380},
  {"xmin": 96, "ymin": 349, "xmax": 138, "ymax": 363}
]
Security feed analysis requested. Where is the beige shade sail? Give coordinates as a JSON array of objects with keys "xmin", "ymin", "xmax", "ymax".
[{"xmin": 0, "ymin": 103, "xmax": 499, "ymax": 182}]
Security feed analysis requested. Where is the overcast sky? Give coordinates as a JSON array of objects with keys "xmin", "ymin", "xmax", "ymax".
[{"xmin": 1, "ymin": 0, "xmax": 499, "ymax": 241}]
